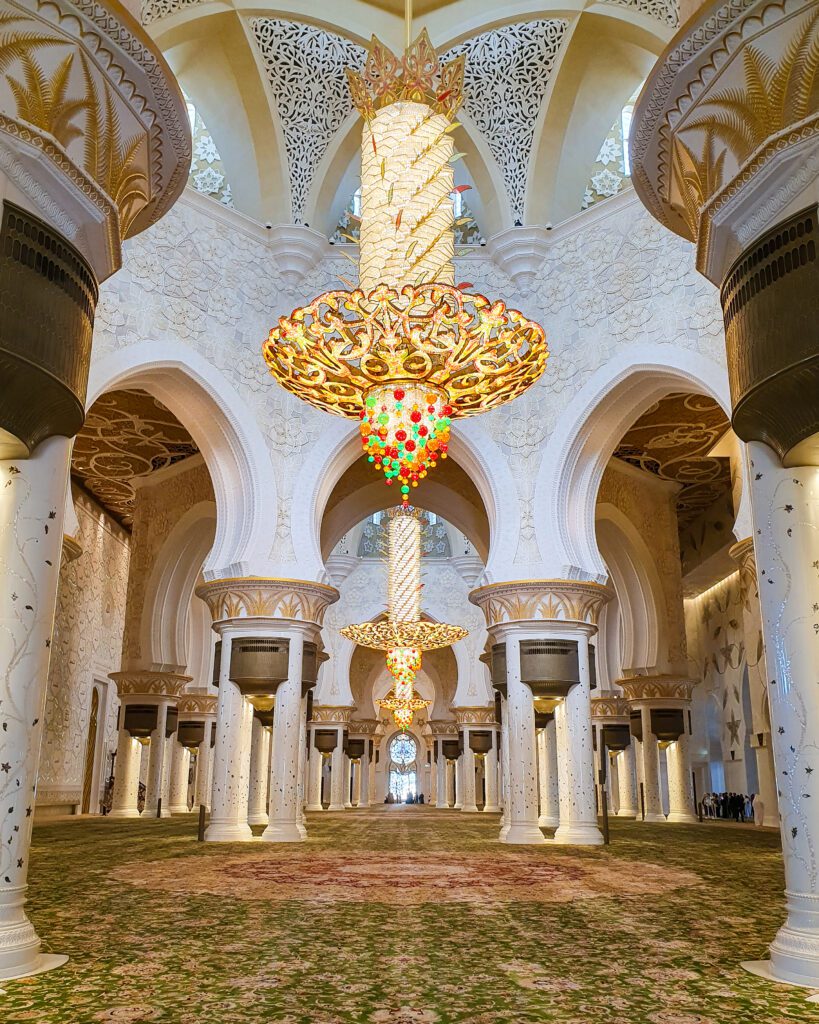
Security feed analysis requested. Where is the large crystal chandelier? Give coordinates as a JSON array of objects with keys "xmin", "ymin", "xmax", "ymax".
[
  {"xmin": 262, "ymin": 16, "xmax": 548, "ymax": 506},
  {"xmin": 342, "ymin": 507, "xmax": 464, "ymax": 730}
]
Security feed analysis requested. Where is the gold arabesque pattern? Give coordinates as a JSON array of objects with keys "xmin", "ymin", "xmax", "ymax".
[
  {"xmin": 613, "ymin": 393, "xmax": 730, "ymax": 529},
  {"xmin": 341, "ymin": 619, "xmax": 467, "ymax": 652},
  {"xmin": 263, "ymin": 283, "xmax": 548, "ymax": 419},
  {"xmin": 71, "ymin": 389, "xmax": 199, "ymax": 528}
]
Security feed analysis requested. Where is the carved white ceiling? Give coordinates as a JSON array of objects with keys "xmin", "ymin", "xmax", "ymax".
[
  {"xmin": 443, "ymin": 20, "xmax": 569, "ymax": 224},
  {"xmin": 249, "ymin": 19, "xmax": 366, "ymax": 225},
  {"xmin": 140, "ymin": 4, "xmax": 676, "ymax": 227}
]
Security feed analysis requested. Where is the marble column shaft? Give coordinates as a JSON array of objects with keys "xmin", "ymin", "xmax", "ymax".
[
  {"xmin": 617, "ymin": 743, "xmax": 638, "ymax": 817},
  {"xmin": 205, "ymin": 635, "xmax": 253, "ymax": 842},
  {"xmin": 110, "ymin": 729, "xmax": 142, "ymax": 818},
  {"xmin": 263, "ymin": 633, "xmax": 305, "ymax": 843},
  {"xmin": 247, "ymin": 716, "xmax": 271, "ymax": 826},
  {"xmin": 329, "ymin": 728, "xmax": 346, "ymax": 810},
  {"xmin": 637, "ymin": 706, "xmax": 665, "ymax": 823},
  {"xmin": 142, "ymin": 702, "xmax": 171, "ymax": 818},
  {"xmin": 504, "ymin": 637, "xmax": 545, "ymax": 844},
  {"xmin": 168, "ymin": 740, "xmax": 190, "ymax": 814},
  {"xmin": 537, "ymin": 721, "xmax": 559, "ymax": 828},
  {"xmin": 484, "ymin": 731, "xmax": 500, "ymax": 812},
  {"xmin": 0, "ymin": 438, "xmax": 72, "ymax": 978}
]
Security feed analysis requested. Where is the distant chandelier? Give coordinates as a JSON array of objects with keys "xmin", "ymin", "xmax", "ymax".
[
  {"xmin": 342, "ymin": 506, "xmax": 466, "ymax": 730},
  {"xmin": 262, "ymin": 21, "xmax": 549, "ymax": 506}
]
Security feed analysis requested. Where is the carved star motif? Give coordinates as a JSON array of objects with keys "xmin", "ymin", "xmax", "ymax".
[{"xmin": 726, "ymin": 711, "xmax": 741, "ymax": 746}]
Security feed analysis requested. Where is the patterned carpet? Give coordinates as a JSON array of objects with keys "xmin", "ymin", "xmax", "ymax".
[{"xmin": 1, "ymin": 807, "xmax": 815, "ymax": 1023}]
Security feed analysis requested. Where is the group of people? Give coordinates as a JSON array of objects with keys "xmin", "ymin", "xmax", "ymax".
[
  {"xmin": 701, "ymin": 791, "xmax": 765, "ymax": 826},
  {"xmin": 384, "ymin": 792, "xmax": 425, "ymax": 804}
]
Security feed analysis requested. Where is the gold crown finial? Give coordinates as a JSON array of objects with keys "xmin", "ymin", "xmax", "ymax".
[{"xmin": 345, "ymin": 29, "xmax": 465, "ymax": 120}]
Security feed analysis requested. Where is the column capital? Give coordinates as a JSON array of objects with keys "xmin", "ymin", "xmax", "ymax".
[
  {"xmin": 176, "ymin": 693, "xmax": 217, "ymax": 717},
  {"xmin": 591, "ymin": 695, "xmax": 631, "ymax": 723},
  {"xmin": 109, "ymin": 671, "xmax": 192, "ymax": 699},
  {"xmin": 470, "ymin": 579, "xmax": 612, "ymax": 629},
  {"xmin": 618, "ymin": 675, "xmax": 697, "ymax": 707},
  {"xmin": 310, "ymin": 704, "xmax": 356, "ymax": 726},
  {"xmin": 452, "ymin": 707, "xmax": 498, "ymax": 726},
  {"xmin": 347, "ymin": 718, "xmax": 381, "ymax": 737},
  {"xmin": 195, "ymin": 577, "xmax": 339, "ymax": 627},
  {"xmin": 427, "ymin": 720, "xmax": 459, "ymax": 737}
]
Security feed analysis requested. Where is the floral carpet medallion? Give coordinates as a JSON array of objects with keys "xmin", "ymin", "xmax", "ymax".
[
  {"xmin": 0, "ymin": 808, "xmax": 816, "ymax": 1023},
  {"xmin": 110, "ymin": 847, "xmax": 700, "ymax": 905}
]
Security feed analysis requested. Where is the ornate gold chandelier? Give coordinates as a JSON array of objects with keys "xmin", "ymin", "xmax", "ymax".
[
  {"xmin": 342, "ymin": 507, "xmax": 465, "ymax": 730},
  {"xmin": 262, "ymin": 18, "xmax": 548, "ymax": 506}
]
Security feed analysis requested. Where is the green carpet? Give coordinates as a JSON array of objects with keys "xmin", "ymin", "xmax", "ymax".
[{"xmin": 1, "ymin": 808, "xmax": 814, "ymax": 1023}]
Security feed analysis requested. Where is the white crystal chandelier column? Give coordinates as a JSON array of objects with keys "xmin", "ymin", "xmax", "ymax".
[
  {"xmin": 388, "ymin": 509, "xmax": 421, "ymax": 622},
  {"xmin": 359, "ymin": 101, "xmax": 455, "ymax": 292}
]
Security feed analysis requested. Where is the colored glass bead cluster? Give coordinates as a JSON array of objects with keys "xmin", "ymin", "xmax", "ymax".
[{"xmin": 360, "ymin": 383, "xmax": 451, "ymax": 505}]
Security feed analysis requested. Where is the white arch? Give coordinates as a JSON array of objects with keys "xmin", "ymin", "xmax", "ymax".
[
  {"xmin": 533, "ymin": 344, "xmax": 731, "ymax": 582},
  {"xmin": 290, "ymin": 415, "xmax": 519, "ymax": 581},
  {"xmin": 87, "ymin": 341, "xmax": 277, "ymax": 578},
  {"xmin": 596, "ymin": 505, "xmax": 665, "ymax": 675},
  {"xmin": 142, "ymin": 502, "xmax": 216, "ymax": 672}
]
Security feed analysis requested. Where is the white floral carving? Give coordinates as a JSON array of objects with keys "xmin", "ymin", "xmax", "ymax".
[
  {"xmin": 249, "ymin": 19, "xmax": 366, "ymax": 224},
  {"xmin": 443, "ymin": 21, "xmax": 568, "ymax": 224},
  {"xmin": 591, "ymin": 167, "xmax": 623, "ymax": 198}
]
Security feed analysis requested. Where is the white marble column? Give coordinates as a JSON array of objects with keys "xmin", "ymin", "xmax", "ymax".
[
  {"xmin": 110, "ymin": 729, "xmax": 142, "ymax": 818},
  {"xmin": 436, "ymin": 742, "xmax": 448, "ymax": 807},
  {"xmin": 247, "ymin": 716, "xmax": 271, "ymax": 826},
  {"xmin": 484, "ymin": 731, "xmax": 500, "ymax": 812},
  {"xmin": 504, "ymin": 636, "xmax": 545, "ymax": 844},
  {"xmin": 359, "ymin": 743, "xmax": 371, "ymax": 808},
  {"xmin": 453, "ymin": 754, "xmax": 463, "ymax": 809},
  {"xmin": 368, "ymin": 746, "xmax": 377, "ymax": 804},
  {"xmin": 754, "ymin": 738, "xmax": 780, "ymax": 828},
  {"xmin": 205, "ymin": 634, "xmax": 253, "ymax": 842},
  {"xmin": 666, "ymin": 729, "xmax": 697, "ymax": 823},
  {"xmin": 554, "ymin": 635, "xmax": 603, "ymax": 845},
  {"xmin": 617, "ymin": 743, "xmax": 638, "ymax": 817},
  {"xmin": 296, "ymin": 694, "xmax": 308, "ymax": 836},
  {"xmin": 194, "ymin": 731, "xmax": 212, "ymax": 811},
  {"xmin": 306, "ymin": 732, "xmax": 324, "ymax": 811},
  {"xmin": 343, "ymin": 753, "xmax": 353, "ymax": 808},
  {"xmin": 446, "ymin": 758, "xmax": 455, "ymax": 806},
  {"xmin": 637, "ymin": 706, "xmax": 665, "ymax": 822},
  {"xmin": 263, "ymin": 632, "xmax": 305, "ymax": 843},
  {"xmin": 329, "ymin": 728, "xmax": 345, "ymax": 810},
  {"xmin": 351, "ymin": 759, "xmax": 361, "ymax": 806},
  {"xmin": 537, "ymin": 721, "xmax": 560, "ymax": 828},
  {"xmin": 461, "ymin": 730, "xmax": 479, "ymax": 812},
  {"xmin": 0, "ymin": 437, "xmax": 72, "ymax": 978},
  {"xmin": 744, "ymin": 445, "xmax": 819, "ymax": 984},
  {"xmin": 168, "ymin": 740, "xmax": 190, "ymax": 814},
  {"xmin": 142, "ymin": 702, "xmax": 171, "ymax": 818},
  {"xmin": 499, "ymin": 695, "xmax": 511, "ymax": 838}
]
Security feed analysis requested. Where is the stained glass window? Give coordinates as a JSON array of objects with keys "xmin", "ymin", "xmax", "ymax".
[{"xmin": 389, "ymin": 733, "xmax": 417, "ymax": 766}]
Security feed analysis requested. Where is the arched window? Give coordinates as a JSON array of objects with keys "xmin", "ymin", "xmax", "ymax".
[
  {"xmin": 389, "ymin": 733, "xmax": 417, "ymax": 766},
  {"xmin": 582, "ymin": 84, "xmax": 643, "ymax": 210}
]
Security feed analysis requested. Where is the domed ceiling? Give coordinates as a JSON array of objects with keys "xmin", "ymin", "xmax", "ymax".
[{"xmin": 140, "ymin": 1, "xmax": 678, "ymax": 233}]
